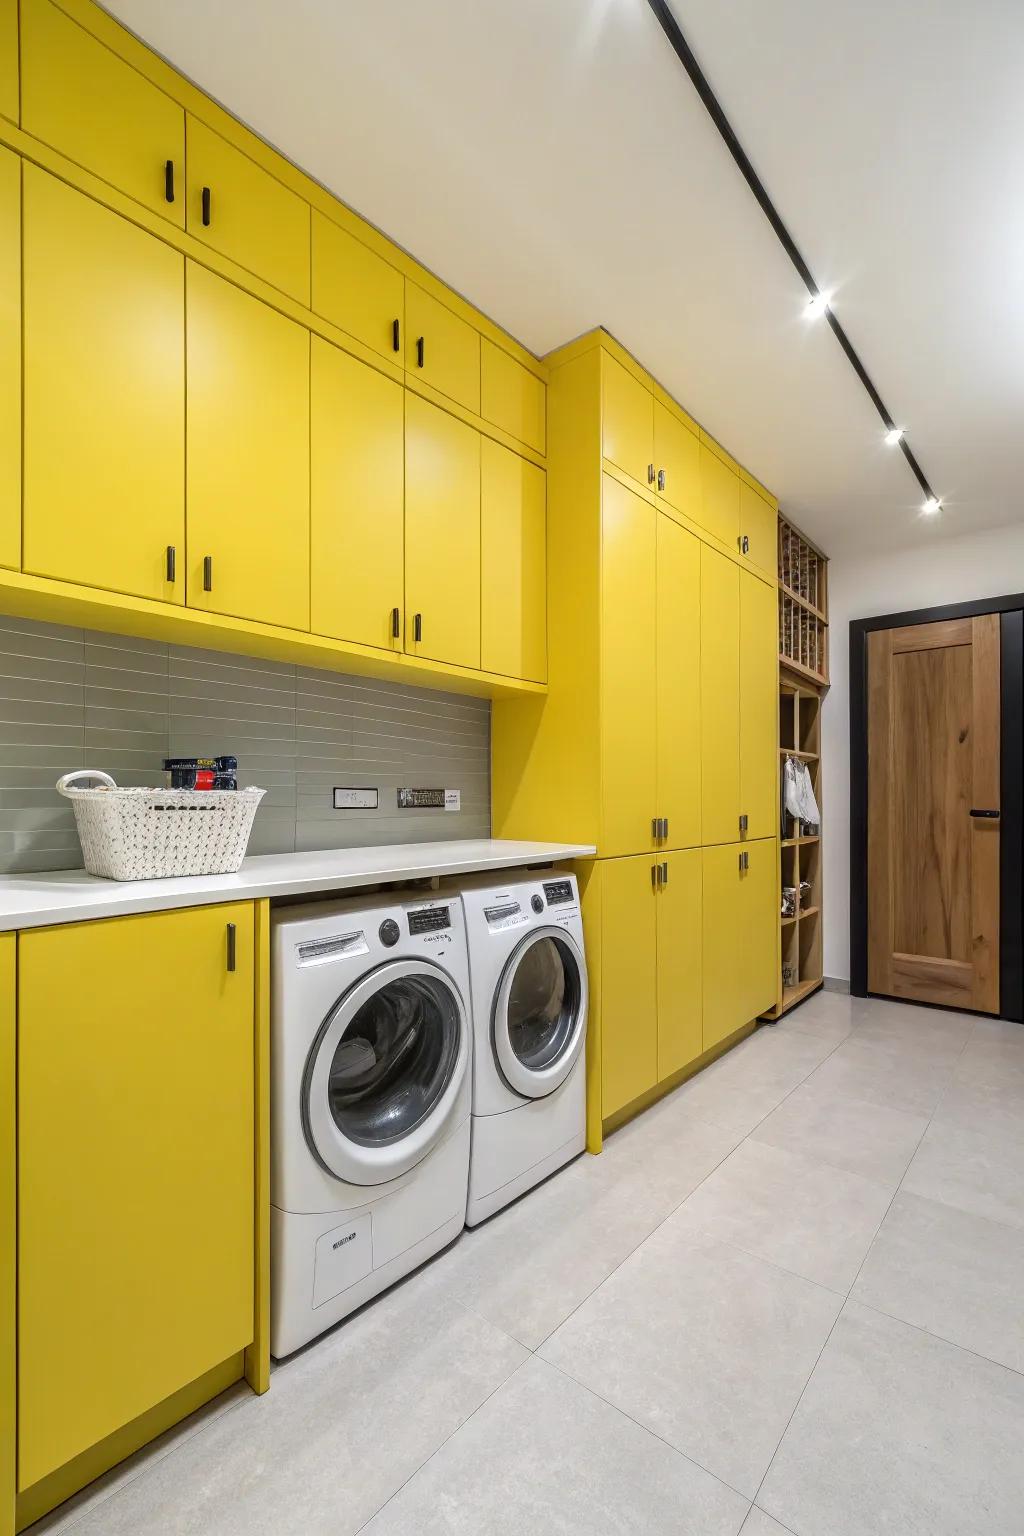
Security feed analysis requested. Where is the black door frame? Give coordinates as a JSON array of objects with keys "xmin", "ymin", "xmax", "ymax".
[{"xmin": 849, "ymin": 594, "xmax": 1024, "ymax": 1020}]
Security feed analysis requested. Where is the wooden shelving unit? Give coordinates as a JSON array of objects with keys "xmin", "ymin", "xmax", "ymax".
[{"xmin": 778, "ymin": 517, "xmax": 829, "ymax": 685}]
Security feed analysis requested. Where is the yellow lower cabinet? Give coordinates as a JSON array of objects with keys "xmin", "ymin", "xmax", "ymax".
[
  {"xmin": 738, "ymin": 836, "xmax": 779, "ymax": 1023},
  {"xmin": 702, "ymin": 839, "xmax": 777, "ymax": 1051},
  {"xmin": 310, "ymin": 337, "xmax": 404, "ymax": 650},
  {"xmin": 23, "ymin": 166, "xmax": 185, "ymax": 601},
  {"xmin": 0, "ymin": 933, "xmax": 13, "ymax": 1533},
  {"xmin": 598, "ymin": 856, "xmax": 658, "ymax": 1118},
  {"xmin": 17, "ymin": 905, "xmax": 255, "ymax": 1492},
  {"xmin": 480, "ymin": 439, "xmax": 546, "ymax": 682},
  {"xmin": 0, "ymin": 145, "xmax": 19, "ymax": 572},
  {"xmin": 656, "ymin": 514, "xmax": 700, "ymax": 849},
  {"xmin": 186, "ymin": 262, "xmax": 310, "ymax": 631},
  {"xmin": 700, "ymin": 544, "xmax": 740, "ymax": 845},
  {"xmin": 656, "ymin": 849, "xmax": 702, "ymax": 1079},
  {"xmin": 404, "ymin": 394, "xmax": 480, "ymax": 670},
  {"xmin": 739, "ymin": 569, "xmax": 779, "ymax": 840}
]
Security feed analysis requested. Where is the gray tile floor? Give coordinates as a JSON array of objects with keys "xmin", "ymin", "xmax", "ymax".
[{"xmin": 34, "ymin": 992, "xmax": 1024, "ymax": 1535}]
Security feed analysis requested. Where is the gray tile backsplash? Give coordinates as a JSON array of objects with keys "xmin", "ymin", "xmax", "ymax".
[{"xmin": 0, "ymin": 616, "xmax": 491, "ymax": 873}]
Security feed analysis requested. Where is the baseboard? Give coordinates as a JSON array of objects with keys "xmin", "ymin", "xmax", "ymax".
[{"xmin": 823, "ymin": 976, "xmax": 850, "ymax": 993}]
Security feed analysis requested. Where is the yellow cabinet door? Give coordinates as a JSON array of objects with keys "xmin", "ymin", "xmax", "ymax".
[
  {"xmin": 0, "ymin": 931, "xmax": 12, "ymax": 1529},
  {"xmin": 311, "ymin": 212, "xmax": 404, "ymax": 364},
  {"xmin": 599, "ymin": 855, "xmax": 658, "ymax": 1117},
  {"xmin": 21, "ymin": 0, "xmax": 184, "ymax": 224},
  {"xmin": 404, "ymin": 394, "xmax": 480, "ymax": 669},
  {"xmin": 23, "ymin": 166, "xmax": 184, "ymax": 600},
  {"xmin": 186, "ymin": 116, "xmax": 310, "ymax": 304},
  {"xmin": 657, "ymin": 848, "xmax": 702, "ymax": 1079},
  {"xmin": 406, "ymin": 283, "xmax": 481, "ymax": 414},
  {"xmin": 739, "ymin": 837, "xmax": 779, "ymax": 1022},
  {"xmin": 656, "ymin": 513, "xmax": 700, "ymax": 849},
  {"xmin": 739, "ymin": 570, "xmax": 779, "ymax": 840},
  {"xmin": 654, "ymin": 401, "xmax": 700, "ymax": 522},
  {"xmin": 699, "ymin": 545, "xmax": 740, "ymax": 845},
  {"xmin": 601, "ymin": 474, "xmax": 657, "ymax": 857},
  {"xmin": 0, "ymin": 146, "xmax": 18, "ymax": 570},
  {"xmin": 701, "ymin": 842, "xmax": 745, "ymax": 1051},
  {"xmin": 481, "ymin": 439, "xmax": 546, "ymax": 682},
  {"xmin": 1, "ymin": 0, "xmax": 17, "ymax": 122},
  {"xmin": 481, "ymin": 339, "xmax": 545, "ymax": 454},
  {"xmin": 310, "ymin": 337, "xmax": 404, "ymax": 650},
  {"xmin": 187, "ymin": 263, "xmax": 309, "ymax": 630},
  {"xmin": 699, "ymin": 440, "xmax": 740, "ymax": 548},
  {"xmin": 740, "ymin": 480, "xmax": 778, "ymax": 576},
  {"xmin": 602, "ymin": 352, "xmax": 653, "ymax": 488},
  {"xmin": 18, "ymin": 905, "xmax": 255, "ymax": 1490}
]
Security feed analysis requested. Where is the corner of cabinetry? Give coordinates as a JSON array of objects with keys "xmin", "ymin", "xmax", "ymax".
[
  {"xmin": 575, "ymin": 858, "xmax": 603, "ymax": 1155},
  {"xmin": 243, "ymin": 898, "xmax": 271, "ymax": 1396}
]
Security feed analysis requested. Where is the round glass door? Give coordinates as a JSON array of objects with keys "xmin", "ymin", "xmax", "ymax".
[
  {"xmin": 493, "ymin": 928, "xmax": 587, "ymax": 1099},
  {"xmin": 304, "ymin": 960, "xmax": 468, "ymax": 1186}
]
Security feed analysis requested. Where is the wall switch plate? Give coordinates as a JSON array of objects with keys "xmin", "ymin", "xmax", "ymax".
[{"xmin": 334, "ymin": 787, "xmax": 378, "ymax": 810}]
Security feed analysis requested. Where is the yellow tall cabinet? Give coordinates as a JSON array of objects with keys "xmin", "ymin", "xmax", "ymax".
[
  {"xmin": 492, "ymin": 331, "xmax": 780, "ymax": 1149},
  {"xmin": 0, "ymin": 144, "xmax": 18, "ymax": 571}
]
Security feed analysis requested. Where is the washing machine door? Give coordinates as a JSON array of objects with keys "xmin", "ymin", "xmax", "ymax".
[
  {"xmin": 492, "ymin": 926, "xmax": 588, "ymax": 1099},
  {"xmin": 302, "ymin": 959, "xmax": 469, "ymax": 1187}
]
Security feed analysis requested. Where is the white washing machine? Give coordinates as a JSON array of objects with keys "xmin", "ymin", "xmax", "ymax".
[
  {"xmin": 456, "ymin": 870, "xmax": 588, "ymax": 1226},
  {"xmin": 271, "ymin": 891, "xmax": 471, "ymax": 1357}
]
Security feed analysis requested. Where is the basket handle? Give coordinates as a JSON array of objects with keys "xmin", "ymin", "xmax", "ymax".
[{"xmin": 57, "ymin": 770, "xmax": 117, "ymax": 797}]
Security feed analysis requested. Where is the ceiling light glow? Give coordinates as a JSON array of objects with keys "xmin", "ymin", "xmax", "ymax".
[
  {"xmin": 921, "ymin": 497, "xmax": 942, "ymax": 516},
  {"xmin": 804, "ymin": 291, "xmax": 832, "ymax": 319},
  {"xmin": 885, "ymin": 427, "xmax": 905, "ymax": 446}
]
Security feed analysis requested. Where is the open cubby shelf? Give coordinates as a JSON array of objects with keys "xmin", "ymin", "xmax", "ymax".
[{"xmin": 778, "ymin": 517, "xmax": 829, "ymax": 687}]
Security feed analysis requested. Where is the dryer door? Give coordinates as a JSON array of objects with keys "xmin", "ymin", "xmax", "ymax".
[
  {"xmin": 303, "ymin": 959, "xmax": 469, "ymax": 1186},
  {"xmin": 492, "ymin": 927, "xmax": 588, "ymax": 1099}
]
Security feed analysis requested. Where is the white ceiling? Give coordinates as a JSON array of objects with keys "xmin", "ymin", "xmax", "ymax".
[{"xmin": 103, "ymin": 0, "xmax": 1024, "ymax": 557}]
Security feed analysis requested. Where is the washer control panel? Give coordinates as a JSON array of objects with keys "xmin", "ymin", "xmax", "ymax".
[
  {"xmin": 408, "ymin": 904, "xmax": 452, "ymax": 936},
  {"xmin": 543, "ymin": 879, "xmax": 574, "ymax": 906},
  {"xmin": 378, "ymin": 918, "xmax": 400, "ymax": 947}
]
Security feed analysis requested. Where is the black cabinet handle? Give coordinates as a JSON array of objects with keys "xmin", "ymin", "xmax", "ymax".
[
  {"xmin": 203, "ymin": 555, "xmax": 213, "ymax": 592},
  {"xmin": 226, "ymin": 922, "xmax": 236, "ymax": 972},
  {"xmin": 647, "ymin": 463, "xmax": 655, "ymax": 485},
  {"xmin": 165, "ymin": 545, "xmax": 176, "ymax": 582},
  {"xmin": 201, "ymin": 186, "xmax": 211, "ymax": 226},
  {"xmin": 391, "ymin": 606, "xmax": 401, "ymax": 639},
  {"xmin": 413, "ymin": 612, "xmax": 422, "ymax": 642},
  {"xmin": 416, "ymin": 336, "xmax": 425, "ymax": 368},
  {"xmin": 969, "ymin": 808, "xmax": 1001, "ymax": 819},
  {"xmin": 164, "ymin": 159, "xmax": 175, "ymax": 204},
  {"xmin": 392, "ymin": 318, "xmax": 401, "ymax": 353}
]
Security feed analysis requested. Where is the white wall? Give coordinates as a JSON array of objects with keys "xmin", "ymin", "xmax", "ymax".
[{"xmin": 823, "ymin": 521, "xmax": 1024, "ymax": 982}]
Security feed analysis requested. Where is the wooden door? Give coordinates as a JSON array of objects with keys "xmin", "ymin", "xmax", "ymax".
[
  {"xmin": 600, "ymin": 475, "xmax": 657, "ymax": 857},
  {"xmin": 23, "ymin": 167, "xmax": 184, "ymax": 601},
  {"xmin": 310, "ymin": 337, "xmax": 404, "ymax": 651},
  {"xmin": 404, "ymin": 394, "xmax": 480, "ymax": 669},
  {"xmin": 657, "ymin": 848, "xmax": 702, "ymax": 1078},
  {"xmin": 480, "ymin": 439, "xmax": 546, "ymax": 682},
  {"xmin": 18, "ymin": 905, "xmax": 254, "ymax": 1489},
  {"xmin": 0, "ymin": 146, "xmax": 18, "ymax": 571},
  {"xmin": 186, "ymin": 262, "xmax": 310, "ymax": 631},
  {"xmin": 868, "ymin": 615, "xmax": 1000, "ymax": 1012},
  {"xmin": 699, "ymin": 545, "xmax": 740, "ymax": 845},
  {"xmin": 405, "ymin": 284, "xmax": 481, "ymax": 414},
  {"xmin": 311, "ymin": 212, "xmax": 405, "ymax": 363},
  {"xmin": 656, "ymin": 513, "xmax": 701, "ymax": 849},
  {"xmin": 739, "ymin": 569, "xmax": 779, "ymax": 839},
  {"xmin": 599, "ymin": 855, "xmax": 658, "ymax": 1116},
  {"xmin": 602, "ymin": 353, "xmax": 653, "ymax": 488}
]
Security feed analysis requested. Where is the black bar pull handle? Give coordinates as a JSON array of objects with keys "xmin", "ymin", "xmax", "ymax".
[
  {"xmin": 226, "ymin": 922, "xmax": 236, "ymax": 972},
  {"xmin": 203, "ymin": 555, "xmax": 213, "ymax": 592},
  {"xmin": 201, "ymin": 186, "xmax": 211, "ymax": 226},
  {"xmin": 416, "ymin": 336, "xmax": 425, "ymax": 368},
  {"xmin": 391, "ymin": 606, "xmax": 401, "ymax": 639},
  {"xmin": 164, "ymin": 159, "xmax": 175, "ymax": 203},
  {"xmin": 165, "ymin": 545, "xmax": 176, "ymax": 582},
  {"xmin": 969, "ymin": 808, "xmax": 1001, "ymax": 819},
  {"xmin": 413, "ymin": 612, "xmax": 422, "ymax": 643},
  {"xmin": 392, "ymin": 318, "xmax": 401, "ymax": 353}
]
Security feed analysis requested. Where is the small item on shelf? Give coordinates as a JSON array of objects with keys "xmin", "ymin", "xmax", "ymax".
[
  {"xmin": 798, "ymin": 880, "xmax": 812, "ymax": 911},
  {"xmin": 781, "ymin": 886, "xmax": 797, "ymax": 918},
  {"xmin": 782, "ymin": 960, "xmax": 798, "ymax": 989},
  {"xmin": 163, "ymin": 755, "xmax": 239, "ymax": 790}
]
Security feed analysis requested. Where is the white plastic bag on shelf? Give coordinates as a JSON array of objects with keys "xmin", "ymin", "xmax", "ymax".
[{"xmin": 782, "ymin": 756, "xmax": 820, "ymax": 832}]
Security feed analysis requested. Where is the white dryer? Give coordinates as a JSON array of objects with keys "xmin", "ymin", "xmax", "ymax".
[
  {"xmin": 457, "ymin": 871, "xmax": 588, "ymax": 1226},
  {"xmin": 271, "ymin": 891, "xmax": 471, "ymax": 1357}
]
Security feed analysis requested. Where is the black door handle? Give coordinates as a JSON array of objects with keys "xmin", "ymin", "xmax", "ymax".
[
  {"xmin": 201, "ymin": 186, "xmax": 211, "ymax": 226},
  {"xmin": 226, "ymin": 922, "xmax": 236, "ymax": 972},
  {"xmin": 165, "ymin": 544, "xmax": 176, "ymax": 582},
  {"xmin": 164, "ymin": 159, "xmax": 175, "ymax": 204},
  {"xmin": 392, "ymin": 318, "xmax": 401, "ymax": 353},
  {"xmin": 413, "ymin": 613, "xmax": 422, "ymax": 643},
  {"xmin": 416, "ymin": 336, "xmax": 425, "ymax": 368},
  {"xmin": 203, "ymin": 555, "xmax": 213, "ymax": 592},
  {"xmin": 391, "ymin": 606, "xmax": 401, "ymax": 639},
  {"xmin": 969, "ymin": 808, "xmax": 1001, "ymax": 819}
]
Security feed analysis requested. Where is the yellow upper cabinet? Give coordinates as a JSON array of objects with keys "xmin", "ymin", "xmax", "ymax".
[
  {"xmin": 406, "ymin": 283, "xmax": 480, "ymax": 414},
  {"xmin": 699, "ymin": 438, "xmax": 740, "ymax": 549},
  {"xmin": 404, "ymin": 394, "xmax": 481, "ymax": 670},
  {"xmin": 186, "ymin": 116, "xmax": 310, "ymax": 305},
  {"xmin": 481, "ymin": 340, "xmax": 545, "ymax": 454},
  {"xmin": 654, "ymin": 400, "xmax": 700, "ymax": 522},
  {"xmin": 311, "ymin": 212, "xmax": 404, "ymax": 365},
  {"xmin": 186, "ymin": 262, "xmax": 310, "ymax": 630},
  {"xmin": 656, "ymin": 513, "xmax": 701, "ymax": 850},
  {"xmin": 21, "ymin": 0, "xmax": 184, "ymax": 225},
  {"xmin": 739, "ymin": 567, "xmax": 778, "ymax": 840},
  {"xmin": 740, "ymin": 479, "xmax": 778, "ymax": 576},
  {"xmin": 481, "ymin": 439, "xmax": 546, "ymax": 683},
  {"xmin": 602, "ymin": 352, "xmax": 653, "ymax": 489},
  {"xmin": 17, "ymin": 904, "xmax": 255, "ymax": 1491},
  {"xmin": 699, "ymin": 543, "xmax": 740, "ymax": 846},
  {"xmin": 310, "ymin": 337, "xmax": 404, "ymax": 651},
  {"xmin": 601, "ymin": 474, "xmax": 657, "ymax": 857},
  {"xmin": 23, "ymin": 166, "xmax": 184, "ymax": 600},
  {"xmin": 0, "ymin": 146, "xmax": 19, "ymax": 571},
  {"xmin": 1, "ymin": 0, "xmax": 17, "ymax": 121}
]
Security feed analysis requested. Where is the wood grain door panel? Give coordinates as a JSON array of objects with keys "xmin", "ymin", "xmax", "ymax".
[{"xmin": 868, "ymin": 614, "xmax": 1000, "ymax": 1012}]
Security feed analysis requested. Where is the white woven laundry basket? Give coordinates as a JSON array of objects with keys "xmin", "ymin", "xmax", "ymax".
[{"xmin": 57, "ymin": 771, "xmax": 266, "ymax": 881}]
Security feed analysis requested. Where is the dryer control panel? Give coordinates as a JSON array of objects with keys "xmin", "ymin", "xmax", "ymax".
[{"xmin": 408, "ymin": 904, "xmax": 452, "ymax": 935}]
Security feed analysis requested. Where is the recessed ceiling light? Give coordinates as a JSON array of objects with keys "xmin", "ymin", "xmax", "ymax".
[
  {"xmin": 804, "ymin": 291, "xmax": 832, "ymax": 319},
  {"xmin": 885, "ymin": 427, "xmax": 905, "ymax": 446},
  {"xmin": 921, "ymin": 497, "xmax": 942, "ymax": 515}
]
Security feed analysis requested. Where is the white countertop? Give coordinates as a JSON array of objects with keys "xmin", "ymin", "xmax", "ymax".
[{"xmin": 0, "ymin": 840, "xmax": 597, "ymax": 931}]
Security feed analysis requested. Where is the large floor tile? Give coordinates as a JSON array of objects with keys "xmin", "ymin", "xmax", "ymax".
[
  {"xmin": 804, "ymin": 1037, "xmax": 953, "ymax": 1116},
  {"xmin": 849, "ymin": 1007, "xmax": 972, "ymax": 1069},
  {"xmin": 669, "ymin": 1028, "xmax": 835, "ymax": 1137},
  {"xmin": 759, "ymin": 1302, "xmax": 1024, "ymax": 1536},
  {"xmin": 540, "ymin": 1219, "xmax": 842, "ymax": 1498},
  {"xmin": 751, "ymin": 1081, "xmax": 928, "ymax": 1188},
  {"xmin": 361, "ymin": 1357, "xmax": 750, "ymax": 1536},
  {"xmin": 902, "ymin": 1118, "xmax": 1024, "ymax": 1229},
  {"xmin": 852, "ymin": 1192, "xmax": 1024, "ymax": 1371},
  {"xmin": 741, "ymin": 1512, "xmax": 797, "ymax": 1536},
  {"xmin": 954, "ymin": 1018, "xmax": 1024, "ymax": 1087},
  {"xmin": 771, "ymin": 991, "xmax": 856, "ymax": 1044},
  {"xmin": 678, "ymin": 1140, "xmax": 892, "ymax": 1292},
  {"xmin": 59, "ymin": 1283, "xmax": 525, "ymax": 1536},
  {"xmin": 933, "ymin": 1073, "xmax": 1024, "ymax": 1146}
]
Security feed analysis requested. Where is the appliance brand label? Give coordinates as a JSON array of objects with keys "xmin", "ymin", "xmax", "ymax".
[{"xmin": 332, "ymin": 1230, "xmax": 358, "ymax": 1251}]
